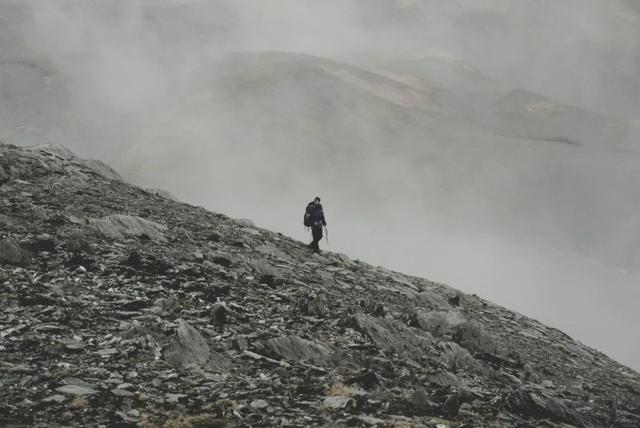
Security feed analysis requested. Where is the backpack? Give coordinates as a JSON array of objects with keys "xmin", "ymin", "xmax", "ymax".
[
  {"xmin": 303, "ymin": 209, "xmax": 313, "ymax": 227},
  {"xmin": 304, "ymin": 202, "xmax": 325, "ymax": 227}
]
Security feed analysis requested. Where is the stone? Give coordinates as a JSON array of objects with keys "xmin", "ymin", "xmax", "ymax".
[
  {"xmin": 97, "ymin": 348, "xmax": 118, "ymax": 356},
  {"xmin": 27, "ymin": 143, "xmax": 75, "ymax": 160},
  {"xmin": 350, "ymin": 313, "xmax": 434, "ymax": 362},
  {"xmin": 211, "ymin": 254, "xmax": 233, "ymax": 268},
  {"xmin": 27, "ymin": 144, "xmax": 121, "ymax": 180},
  {"xmin": 56, "ymin": 338, "xmax": 86, "ymax": 352},
  {"xmin": 41, "ymin": 395, "xmax": 67, "ymax": 404},
  {"xmin": 415, "ymin": 289, "xmax": 453, "ymax": 309},
  {"xmin": 438, "ymin": 341, "xmax": 487, "ymax": 375},
  {"xmin": 453, "ymin": 320, "xmax": 501, "ymax": 356},
  {"xmin": 347, "ymin": 370, "xmax": 384, "ymax": 390},
  {"xmin": 448, "ymin": 293, "xmax": 464, "ymax": 307},
  {"xmin": 300, "ymin": 293, "xmax": 327, "ymax": 317},
  {"xmin": 440, "ymin": 389, "xmax": 479, "ymax": 417},
  {"xmin": 149, "ymin": 298, "xmax": 179, "ymax": 315},
  {"xmin": 26, "ymin": 236, "xmax": 56, "ymax": 253},
  {"xmin": 427, "ymin": 372, "xmax": 461, "ymax": 390},
  {"xmin": 0, "ymin": 238, "xmax": 30, "ymax": 265},
  {"xmin": 412, "ymin": 310, "xmax": 467, "ymax": 337},
  {"xmin": 56, "ymin": 385, "xmax": 98, "ymax": 396},
  {"xmin": 265, "ymin": 336, "xmax": 332, "ymax": 365},
  {"xmin": 411, "ymin": 387, "xmax": 440, "ymax": 415},
  {"xmin": 64, "ymin": 236, "xmax": 92, "ymax": 254},
  {"xmin": 123, "ymin": 251, "xmax": 143, "ymax": 269},
  {"xmin": 256, "ymin": 244, "xmax": 295, "ymax": 263},
  {"xmin": 212, "ymin": 303, "xmax": 229, "ymax": 326},
  {"xmin": 166, "ymin": 393, "xmax": 188, "ymax": 403},
  {"xmin": 207, "ymin": 232, "xmax": 221, "ymax": 242},
  {"xmin": 249, "ymin": 259, "xmax": 275, "ymax": 276},
  {"xmin": 81, "ymin": 159, "xmax": 122, "ymax": 181},
  {"xmin": 505, "ymin": 388, "xmax": 586, "ymax": 426},
  {"xmin": 251, "ymin": 399, "xmax": 269, "ymax": 409},
  {"xmin": 89, "ymin": 214, "xmax": 167, "ymax": 242},
  {"xmin": 111, "ymin": 388, "xmax": 135, "ymax": 397},
  {"xmin": 356, "ymin": 416, "xmax": 387, "ymax": 426},
  {"xmin": 323, "ymin": 396, "xmax": 351, "ymax": 409},
  {"xmin": 163, "ymin": 320, "xmax": 230, "ymax": 372},
  {"xmin": 237, "ymin": 219, "xmax": 255, "ymax": 227},
  {"xmin": 259, "ymin": 274, "xmax": 277, "ymax": 287}
]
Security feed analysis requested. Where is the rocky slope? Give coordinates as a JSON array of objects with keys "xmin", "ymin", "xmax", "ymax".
[{"xmin": 1, "ymin": 144, "xmax": 640, "ymax": 427}]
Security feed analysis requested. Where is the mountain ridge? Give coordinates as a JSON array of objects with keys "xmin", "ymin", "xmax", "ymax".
[{"xmin": 1, "ymin": 143, "xmax": 639, "ymax": 427}]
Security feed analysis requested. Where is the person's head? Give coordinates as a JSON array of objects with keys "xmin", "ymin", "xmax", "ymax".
[{"xmin": 314, "ymin": 196, "xmax": 321, "ymax": 204}]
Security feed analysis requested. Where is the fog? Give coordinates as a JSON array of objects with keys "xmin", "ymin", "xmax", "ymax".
[{"xmin": 2, "ymin": 0, "xmax": 640, "ymax": 370}]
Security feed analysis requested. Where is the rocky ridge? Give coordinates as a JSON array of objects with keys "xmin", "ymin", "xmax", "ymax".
[{"xmin": 0, "ymin": 143, "xmax": 639, "ymax": 427}]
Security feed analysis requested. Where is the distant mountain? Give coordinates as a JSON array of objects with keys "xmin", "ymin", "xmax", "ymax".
[
  {"xmin": 376, "ymin": 55, "xmax": 640, "ymax": 151},
  {"xmin": 351, "ymin": 0, "xmax": 640, "ymax": 120},
  {"xmin": 1, "ymin": 143, "xmax": 639, "ymax": 426}
]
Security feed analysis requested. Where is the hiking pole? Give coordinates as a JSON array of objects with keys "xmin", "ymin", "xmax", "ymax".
[{"xmin": 324, "ymin": 226, "xmax": 329, "ymax": 246}]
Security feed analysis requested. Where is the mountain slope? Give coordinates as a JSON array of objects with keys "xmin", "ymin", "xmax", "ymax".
[
  {"xmin": 126, "ymin": 51, "xmax": 640, "ymax": 275},
  {"xmin": 1, "ymin": 144, "xmax": 639, "ymax": 427}
]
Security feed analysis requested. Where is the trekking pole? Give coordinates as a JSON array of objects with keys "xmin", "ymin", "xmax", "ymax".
[{"xmin": 324, "ymin": 226, "xmax": 329, "ymax": 246}]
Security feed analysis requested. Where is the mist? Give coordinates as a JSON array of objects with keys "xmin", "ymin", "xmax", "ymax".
[{"xmin": 2, "ymin": 0, "xmax": 640, "ymax": 370}]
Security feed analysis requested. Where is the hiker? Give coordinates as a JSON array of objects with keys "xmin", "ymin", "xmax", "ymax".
[{"xmin": 304, "ymin": 196, "xmax": 327, "ymax": 253}]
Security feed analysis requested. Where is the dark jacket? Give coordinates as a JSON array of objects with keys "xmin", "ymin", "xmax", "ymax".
[{"xmin": 306, "ymin": 202, "xmax": 326, "ymax": 227}]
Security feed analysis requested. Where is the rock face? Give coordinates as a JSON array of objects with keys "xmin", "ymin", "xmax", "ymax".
[
  {"xmin": 264, "ymin": 335, "xmax": 332, "ymax": 365},
  {"xmin": 0, "ymin": 143, "xmax": 639, "ymax": 427},
  {"xmin": 24, "ymin": 143, "xmax": 122, "ymax": 181},
  {"xmin": 89, "ymin": 214, "xmax": 167, "ymax": 242},
  {"xmin": 163, "ymin": 320, "xmax": 230, "ymax": 372},
  {"xmin": 0, "ymin": 238, "xmax": 30, "ymax": 266}
]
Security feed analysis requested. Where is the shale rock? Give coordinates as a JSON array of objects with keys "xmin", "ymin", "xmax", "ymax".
[
  {"xmin": 0, "ymin": 144, "xmax": 638, "ymax": 427},
  {"xmin": 89, "ymin": 214, "xmax": 167, "ymax": 241},
  {"xmin": 505, "ymin": 388, "xmax": 586, "ymax": 426},
  {"xmin": 0, "ymin": 238, "xmax": 30, "ymax": 265},
  {"xmin": 265, "ymin": 335, "xmax": 332, "ymax": 364},
  {"xmin": 412, "ymin": 310, "xmax": 467, "ymax": 337},
  {"xmin": 163, "ymin": 320, "xmax": 230, "ymax": 372},
  {"xmin": 351, "ymin": 313, "xmax": 434, "ymax": 362}
]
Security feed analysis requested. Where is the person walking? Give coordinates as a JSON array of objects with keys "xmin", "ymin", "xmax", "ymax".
[{"xmin": 304, "ymin": 196, "xmax": 327, "ymax": 253}]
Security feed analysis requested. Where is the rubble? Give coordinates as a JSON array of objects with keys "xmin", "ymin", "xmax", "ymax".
[
  {"xmin": 163, "ymin": 320, "xmax": 231, "ymax": 372},
  {"xmin": 0, "ymin": 238, "xmax": 30, "ymax": 265},
  {"xmin": 264, "ymin": 335, "xmax": 332, "ymax": 364},
  {"xmin": 0, "ymin": 143, "xmax": 639, "ymax": 427},
  {"xmin": 89, "ymin": 214, "xmax": 167, "ymax": 242}
]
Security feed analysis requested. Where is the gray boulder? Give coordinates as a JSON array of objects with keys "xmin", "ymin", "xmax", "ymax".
[
  {"xmin": 0, "ymin": 238, "xmax": 30, "ymax": 265},
  {"xmin": 26, "ymin": 144, "xmax": 122, "ymax": 181},
  {"xmin": 438, "ymin": 341, "xmax": 488, "ymax": 375},
  {"xmin": 505, "ymin": 388, "xmax": 586, "ymax": 426},
  {"xmin": 415, "ymin": 289, "xmax": 454, "ymax": 309},
  {"xmin": 453, "ymin": 320, "xmax": 501, "ymax": 356},
  {"xmin": 351, "ymin": 313, "xmax": 434, "ymax": 362},
  {"xmin": 265, "ymin": 336, "xmax": 332, "ymax": 365},
  {"xmin": 163, "ymin": 320, "xmax": 230, "ymax": 372},
  {"xmin": 89, "ymin": 214, "xmax": 167, "ymax": 242},
  {"xmin": 413, "ymin": 310, "xmax": 467, "ymax": 337}
]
